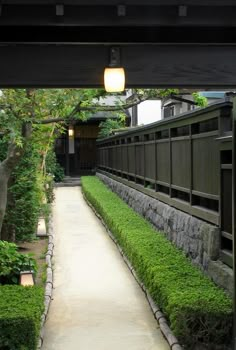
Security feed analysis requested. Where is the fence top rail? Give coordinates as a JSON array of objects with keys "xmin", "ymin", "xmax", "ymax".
[{"xmin": 97, "ymin": 100, "xmax": 232, "ymax": 144}]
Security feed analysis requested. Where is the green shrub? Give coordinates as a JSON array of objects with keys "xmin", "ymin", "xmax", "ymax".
[
  {"xmin": 0, "ymin": 241, "xmax": 37, "ymax": 285},
  {"xmin": 3, "ymin": 142, "xmax": 43, "ymax": 241},
  {"xmin": 53, "ymin": 161, "xmax": 65, "ymax": 183},
  {"xmin": 45, "ymin": 149, "xmax": 64, "ymax": 183},
  {"xmin": 81, "ymin": 176, "xmax": 233, "ymax": 349},
  {"xmin": 0, "ymin": 285, "xmax": 44, "ymax": 350}
]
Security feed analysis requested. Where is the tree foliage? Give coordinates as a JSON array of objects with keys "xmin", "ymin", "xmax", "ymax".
[
  {"xmin": 192, "ymin": 92, "xmax": 208, "ymax": 107},
  {"xmin": 2, "ymin": 141, "xmax": 43, "ymax": 241},
  {"xmin": 0, "ymin": 87, "xmax": 208, "ymax": 241},
  {"xmin": 0, "ymin": 88, "xmax": 107, "ymax": 239},
  {"xmin": 98, "ymin": 118, "xmax": 126, "ymax": 138}
]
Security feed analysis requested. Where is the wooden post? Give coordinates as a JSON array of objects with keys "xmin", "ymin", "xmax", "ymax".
[
  {"xmin": 65, "ymin": 128, "xmax": 70, "ymax": 176},
  {"xmin": 189, "ymin": 124, "xmax": 193, "ymax": 206},
  {"xmin": 233, "ymin": 97, "xmax": 236, "ymax": 349},
  {"xmin": 169, "ymin": 128, "xmax": 172, "ymax": 197},
  {"xmin": 155, "ymin": 132, "xmax": 158, "ymax": 191}
]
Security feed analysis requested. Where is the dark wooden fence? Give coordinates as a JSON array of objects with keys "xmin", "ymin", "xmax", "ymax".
[{"xmin": 96, "ymin": 101, "xmax": 233, "ymax": 267}]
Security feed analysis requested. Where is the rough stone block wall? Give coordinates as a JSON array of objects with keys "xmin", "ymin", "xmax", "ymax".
[{"xmin": 97, "ymin": 173, "xmax": 233, "ymax": 296}]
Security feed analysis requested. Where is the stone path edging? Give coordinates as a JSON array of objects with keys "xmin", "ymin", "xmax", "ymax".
[
  {"xmin": 83, "ymin": 193, "xmax": 183, "ymax": 350},
  {"xmin": 37, "ymin": 217, "xmax": 54, "ymax": 349}
]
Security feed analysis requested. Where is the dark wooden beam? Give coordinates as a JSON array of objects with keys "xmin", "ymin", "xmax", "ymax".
[
  {"xmin": 1, "ymin": 26, "xmax": 236, "ymax": 44},
  {"xmin": 2, "ymin": 0, "xmax": 236, "ymax": 5},
  {"xmin": 233, "ymin": 98, "xmax": 236, "ymax": 350},
  {"xmin": 0, "ymin": 44, "xmax": 236, "ymax": 88},
  {"xmin": 0, "ymin": 4, "xmax": 235, "ymax": 28}
]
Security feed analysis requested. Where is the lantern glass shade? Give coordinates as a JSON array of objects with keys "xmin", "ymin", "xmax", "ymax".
[
  {"xmin": 104, "ymin": 67, "xmax": 125, "ymax": 92},
  {"xmin": 20, "ymin": 271, "xmax": 34, "ymax": 286},
  {"xmin": 68, "ymin": 127, "xmax": 74, "ymax": 137}
]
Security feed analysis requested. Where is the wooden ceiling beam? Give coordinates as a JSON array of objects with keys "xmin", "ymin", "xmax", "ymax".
[
  {"xmin": 0, "ymin": 44, "xmax": 236, "ymax": 88},
  {"xmin": 0, "ymin": 4, "xmax": 235, "ymax": 28},
  {"xmin": 0, "ymin": 26, "xmax": 235, "ymax": 44},
  {"xmin": 1, "ymin": 0, "xmax": 236, "ymax": 5}
]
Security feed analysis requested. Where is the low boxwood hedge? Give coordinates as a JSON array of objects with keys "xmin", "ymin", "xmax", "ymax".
[
  {"xmin": 0, "ymin": 285, "xmax": 44, "ymax": 350},
  {"xmin": 81, "ymin": 176, "xmax": 233, "ymax": 349}
]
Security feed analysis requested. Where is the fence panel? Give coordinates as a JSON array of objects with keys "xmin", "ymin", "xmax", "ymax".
[
  {"xmin": 117, "ymin": 146, "xmax": 122, "ymax": 172},
  {"xmin": 156, "ymin": 141, "xmax": 170, "ymax": 185},
  {"xmin": 96, "ymin": 102, "xmax": 233, "ymax": 266},
  {"xmin": 128, "ymin": 144, "xmax": 136, "ymax": 175},
  {"xmin": 145, "ymin": 142, "xmax": 156, "ymax": 181},
  {"xmin": 192, "ymin": 134, "xmax": 219, "ymax": 196},
  {"xmin": 135, "ymin": 143, "xmax": 145, "ymax": 178},
  {"xmin": 171, "ymin": 138, "xmax": 191, "ymax": 190},
  {"xmin": 121, "ymin": 145, "xmax": 128, "ymax": 172}
]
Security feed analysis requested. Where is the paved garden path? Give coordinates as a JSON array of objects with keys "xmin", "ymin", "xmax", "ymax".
[{"xmin": 41, "ymin": 187, "xmax": 169, "ymax": 350}]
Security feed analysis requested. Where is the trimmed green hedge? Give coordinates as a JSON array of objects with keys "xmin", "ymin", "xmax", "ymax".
[
  {"xmin": 0, "ymin": 285, "xmax": 44, "ymax": 350},
  {"xmin": 81, "ymin": 176, "xmax": 233, "ymax": 349}
]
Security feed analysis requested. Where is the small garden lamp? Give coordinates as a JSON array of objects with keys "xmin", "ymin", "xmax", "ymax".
[
  {"xmin": 19, "ymin": 271, "xmax": 35, "ymax": 286},
  {"xmin": 68, "ymin": 126, "xmax": 74, "ymax": 137},
  {"xmin": 104, "ymin": 47, "xmax": 125, "ymax": 92}
]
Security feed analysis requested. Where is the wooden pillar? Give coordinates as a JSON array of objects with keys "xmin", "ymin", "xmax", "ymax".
[
  {"xmin": 65, "ymin": 129, "xmax": 70, "ymax": 176},
  {"xmin": 233, "ymin": 97, "xmax": 236, "ymax": 349},
  {"xmin": 132, "ymin": 105, "xmax": 138, "ymax": 127}
]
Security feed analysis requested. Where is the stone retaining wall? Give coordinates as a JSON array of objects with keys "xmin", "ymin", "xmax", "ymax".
[{"xmin": 97, "ymin": 172, "xmax": 233, "ymax": 296}]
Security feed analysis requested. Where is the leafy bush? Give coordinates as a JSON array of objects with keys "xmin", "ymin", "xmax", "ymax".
[
  {"xmin": 81, "ymin": 176, "xmax": 233, "ymax": 349},
  {"xmin": 0, "ymin": 241, "xmax": 37, "ymax": 285},
  {"xmin": 2, "ymin": 142, "xmax": 43, "ymax": 241},
  {"xmin": 45, "ymin": 149, "xmax": 64, "ymax": 183},
  {"xmin": 53, "ymin": 161, "xmax": 65, "ymax": 182},
  {"xmin": 0, "ymin": 285, "xmax": 44, "ymax": 350}
]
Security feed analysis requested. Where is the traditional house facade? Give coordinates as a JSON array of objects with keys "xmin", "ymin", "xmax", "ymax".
[
  {"xmin": 162, "ymin": 91, "xmax": 230, "ymax": 119},
  {"xmin": 55, "ymin": 95, "xmax": 129, "ymax": 176}
]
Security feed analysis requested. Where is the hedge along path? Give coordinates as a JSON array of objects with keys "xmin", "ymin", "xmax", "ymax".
[
  {"xmin": 0, "ymin": 285, "xmax": 44, "ymax": 350},
  {"xmin": 81, "ymin": 176, "xmax": 233, "ymax": 350},
  {"xmin": 83, "ymin": 186, "xmax": 182, "ymax": 350}
]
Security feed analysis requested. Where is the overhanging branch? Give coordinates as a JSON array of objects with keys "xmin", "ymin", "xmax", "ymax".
[{"xmin": 37, "ymin": 96, "xmax": 150, "ymax": 125}]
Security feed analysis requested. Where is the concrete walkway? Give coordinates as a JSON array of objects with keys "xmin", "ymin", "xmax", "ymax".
[{"xmin": 42, "ymin": 187, "xmax": 169, "ymax": 350}]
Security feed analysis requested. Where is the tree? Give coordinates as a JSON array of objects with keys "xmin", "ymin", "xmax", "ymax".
[
  {"xmin": 0, "ymin": 88, "xmax": 207, "ymax": 240},
  {"xmin": 98, "ymin": 118, "xmax": 126, "ymax": 138}
]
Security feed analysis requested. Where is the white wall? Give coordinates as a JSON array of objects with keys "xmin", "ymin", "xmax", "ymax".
[
  {"xmin": 137, "ymin": 100, "xmax": 162, "ymax": 125},
  {"xmin": 98, "ymin": 93, "xmax": 162, "ymax": 126}
]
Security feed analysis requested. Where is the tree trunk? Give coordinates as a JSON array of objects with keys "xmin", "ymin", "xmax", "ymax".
[
  {"xmin": 0, "ymin": 163, "xmax": 10, "ymax": 238},
  {"xmin": 1, "ymin": 175, "xmax": 16, "ymax": 242}
]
